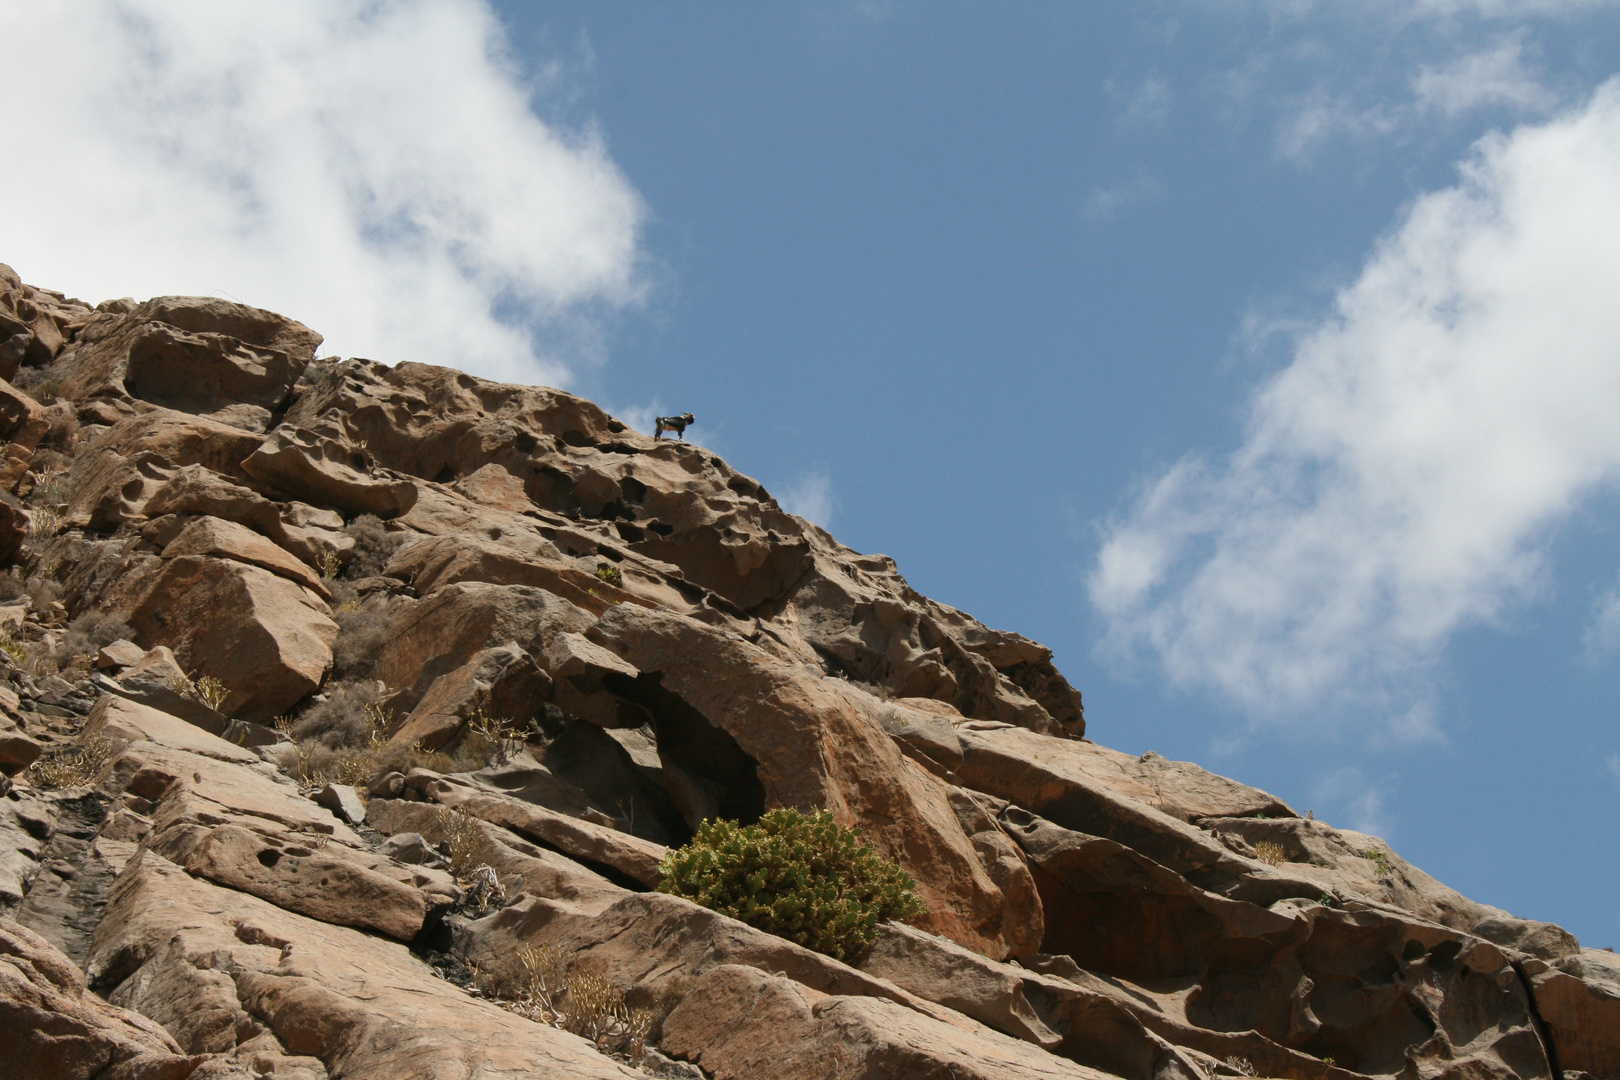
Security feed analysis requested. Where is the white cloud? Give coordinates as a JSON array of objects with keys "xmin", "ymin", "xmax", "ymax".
[
  {"xmin": 1092, "ymin": 82, "xmax": 1620, "ymax": 732},
  {"xmin": 1413, "ymin": 36, "xmax": 1556, "ymax": 115},
  {"xmin": 1581, "ymin": 582, "xmax": 1620, "ymax": 662},
  {"xmin": 1312, "ymin": 767, "xmax": 1396, "ymax": 837},
  {"xmin": 0, "ymin": 0, "xmax": 645, "ymax": 386},
  {"xmin": 778, "ymin": 473, "xmax": 837, "ymax": 528},
  {"xmin": 1082, "ymin": 177, "xmax": 1165, "ymax": 224},
  {"xmin": 1106, "ymin": 76, "xmax": 1174, "ymax": 128}
]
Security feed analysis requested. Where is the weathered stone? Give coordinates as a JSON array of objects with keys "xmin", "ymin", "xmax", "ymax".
[
  {"xmin": 545, "ymin": 631, "xmax": 646, "ymax": 728},
  {"xmin": 0, "ymin": 712, "xmax": 43, "ymax": 775},
  {"xmin": 242, "ymin": 426, "xmax": 417, "ymax": 519},
  {"xmin": 86, "ymin": 852, "xmax": 644, "ymax": 1079},
  {"xmin": 1527, "ymin": 949, "xmax": 1620, "ymax": 1080},
  {"xmin": 0, "ymin": 916, "xmax": 203, "ymax": 1080},
  {"xmin": 389, "ymin": 643, "xmax": 551, "ymax": 751},
  {"xmin": 661, "ymin": 963, "xmax": 1113, "ymax": 1080},
  {"xmin": 96, "ymin": 638, "xmax": 147, "ymax": 669},
  {"xmin": 80, "ymin": 694, "xmax": 259, "ymax": 765},
  {"xmin": 160, "ymin": 515, "xmax": 329, "ymax": 598},
  {"xmin": 592, "ymin": 602, "xmax": 1043, "ymax": 959},
  {"xmin": 311, "ymin": 784, "xmax": 367, "ymax": 827},
  {"xmin": 152, "ymin": 823, "xmax": 440, "ymax": 943},
  {"xmin": 370, "ymin": 581, "xmax": 586, "ymax": 716},
  {"xmin": 124, "ymin": 556, "xmax": 336, "ymax": 721}
]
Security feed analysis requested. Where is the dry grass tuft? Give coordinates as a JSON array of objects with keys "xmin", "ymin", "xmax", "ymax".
[
  {"xmin": 28, "ymin": 736, "xmax": 120, "ymax": 789},
  {"xmin": 479, "ymin": 945, "xmax": 656, "ymax": 1057},
  {"xmin": 1253, "ymin": 840, "xmax": 1288, "ymax": 866}
]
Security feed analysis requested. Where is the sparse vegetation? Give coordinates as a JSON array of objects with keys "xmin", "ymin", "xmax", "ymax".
[
  {"xmin": 1226, "ymin": 1056, "xmax": 1257, "ymax": 1077},
  {"xmin": 438, "ymin": 804, "xmax": 499, "ymax": 879},
  {"xmin": 340, "ymin": 514, "xmax": 404, "ymax": 579},
  {"xmin": 50, "ymin": 612, "xmax": 135, "ymax": 672},
  {"xmin": 595, "ymin": 563, "xmax": 622, "ymax": 586},
  {"xmin": 329, "ymin": 596, "xmax": 397, "ymax": 679},
  {"xmin": 1364, "ymin": 847, "xmax": 1394, "ymax": 881},
  {"xmin": 319, "ymin": 548, "xmax": 342, "ymax": 581},
  {"xmin": 27, "ymin": 736, "xmax": 119, "ymax": 789},
  {"xmin": 478, "ymin": 945, "xmax": 659, "ymax": 1058},
  {"xmin": 657, "ymin": 807, "xmax": 928, "ymax": 962},
  {"xmin": 1253, "ymin": 840, "xmax": 1288, "ymax": 866},
  {"xmin": 0, "ymin": 631, "xmax": 26, "ymax": 666}
]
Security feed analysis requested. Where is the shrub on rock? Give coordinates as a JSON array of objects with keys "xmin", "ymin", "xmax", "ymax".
[{"xmin": 656, "ymin": 807, "xmax": 926, "ymax": 962}]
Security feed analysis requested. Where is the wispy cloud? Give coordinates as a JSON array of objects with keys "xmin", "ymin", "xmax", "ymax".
[
  {"xmin": 1082, "ymin": 177, "xmax": 1165, "ymax": 224},
  {"xmin": 1091, "ymin": 82, "xmax": 1620, "ymax": 734},
  {"xmin": 778, "ymin": 473, "xmax": 838, "ymax": 528},
  {"xmin": 1581, "ymin": 582, "xmax": 1620, "ymax": 663},
  {"xmin": 1313, "ymin": 767, "xmax": 1396, "ymax": 837},
  {"xmin": 1608, "ymin": 753, "xmax": 1620, "ymax": 784},
  {"xmin": 1277, "ymin": 36, "xmax": 1555, "ymax": 160},
  {"xmin": 1412, "ymin": 35, "xmax": 1556, "ymax": 114},
  {"xmin": 0, "ymin": 0, "xmax": 646, "ymax": 386},
  {"xmin": 1106, "ymin": 76, "xmax": 1174, "ymax": 128}
]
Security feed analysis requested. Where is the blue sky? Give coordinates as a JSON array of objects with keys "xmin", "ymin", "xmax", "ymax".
[{"xmin": 4, "ymin": 1, "xmax": 1618, "ymax": 945}]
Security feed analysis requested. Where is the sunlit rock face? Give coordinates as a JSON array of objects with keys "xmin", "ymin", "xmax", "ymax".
[{"xmin": 1, "ymin": 262, "xmax": 1613, "ymax": 1080}]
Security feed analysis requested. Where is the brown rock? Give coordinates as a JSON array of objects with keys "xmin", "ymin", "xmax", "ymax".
[
  {"xmin": 0, "ymin": 377, "xmax": 50, "ymax": 490},
  {"xmin": 86, "ymin": 851, "xmax": 644, "ymax": 1079},
  {"xmin": 661, "ymin": 963, "xmax": 1113, "ymax": 1080},
  {"xmin": 242, "ymin": 426, "xmax": 417, "ymax": 518},
  {"xmin": 160, "ymin": 515, "xmax": 330, "ymax": 598},
  {"xmin": 401, "ymin": 776, "xmax": 667, "ymax": 886},
  {"xmin": 389, "ymin": 644, "xmax": 551, "ymax": 750},
  {"xmin": 1527, "ymin": 949, "xmax": 1620, "ymax": 1080},
  {"xmin": 125, "ymin": 556, "xmax": 336, "ymax": 721},
  {"xmin": 0, "ymin": 712, "xmax": 43, "ymax": 775},
  {"xmin": 0, "ymin": 916, "xmax": 203, "ymax": 1080},
  {"xmin": 312, "ymin": 784, "xmax": 368, "ymax": 827},
  {"xmin": 370, "ymin": 580, "xmax": 586, "ymax": 715},
  {"xmin": 81, "ymin": 694, "xmax": 259, "ymax": 765},
  {"xmin": 143, "ymin": 464, "xmax": 342, "ymax": 569},
  {"xmin": 153, "ymin": 823, "xmax": 440, "ymax": 942},
  {"xmin": 545, "ymin": 631, "xmax": 646, "ymax": 728},
  {"xmin": 96, "ymin": 638, "xmax": 147, "ymax": 669},
  {"xmin": 0, "ymin": 497, "xmax": 25, "ymax": 562},
  {"xmin": 364, "ymin": 797, "xmax": 629, "ymax": 916},
  {"xmin": 592, "ymin": 602, "xmax": 1043, "ymax": 959}
]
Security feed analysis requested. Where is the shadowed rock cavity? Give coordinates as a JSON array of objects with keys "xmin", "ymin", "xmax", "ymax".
[{"xmin": 604, "ymin": 670, "xmax": 767, "ymax": 833}]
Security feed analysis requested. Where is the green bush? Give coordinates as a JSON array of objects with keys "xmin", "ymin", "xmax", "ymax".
[{"xmin": 656, "ymin": 807, "xmax": 927, "ymax": 961}]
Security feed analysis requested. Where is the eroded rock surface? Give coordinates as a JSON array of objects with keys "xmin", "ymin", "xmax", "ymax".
[{"xmin": 0, "ymin": 265, "xmax": 1611, "ymax": 1080}]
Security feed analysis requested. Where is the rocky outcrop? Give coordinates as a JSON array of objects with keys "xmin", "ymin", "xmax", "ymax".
[{"xmin": 0, "ymin": 264, "xmax": 1612, "ymax": 1080}]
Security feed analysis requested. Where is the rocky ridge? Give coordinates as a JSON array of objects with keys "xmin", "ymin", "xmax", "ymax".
[{"xmin": 0, "ymin": 263, "xmax": 1615, "ymax": 1080}]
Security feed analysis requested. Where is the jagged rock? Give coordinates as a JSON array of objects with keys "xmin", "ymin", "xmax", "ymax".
[
  {"xmin": 1473, "ymin": 915, "xmax": 1581, "ymax": 962},
  {"xmin": 0, "ymin": 916, "xmax": 204, "ymax": 1080},
  {"xmin": 310, "ymin": 784, "xmax": 366, "ymax": 827},
  {"xmin": 241, "ymin": 426, "xmax": 418, "ymax": 518},
  {"xmin": 124, "ymin": 556, "xmax": 337, "ymax": 721},
  {"xmin": 0, "ymin": 377, "xmax": 50, "ymax": 490},
  {"xmin": 143, "ymin": 464, "xmax": 347, "ymax": 569},
  {"xmin": 159, "ymin": 515, "xmax": 330, "ymax": 599},
  {"xmin": 544, "ymin": 631, "xmax": 646, "ymax": 728},
  {"xmin": 0, "ymin": 712, "xmax": 43, "ymax": 775},
  {"xmin": 385, "ymin": 775, "xmax": 667, "ymax": 887},
  {"xmin": 371, "ymin": 580, "xmax": 586, "ymax": 716},
  {"xmin": 591, "ymin": 601, "xmax": 1045, "ymax": 959},
  {"xmin": 364, "ymin": 798, "xmax": 628, "ymax": 916},
  {"xmin": 148, "ymin": 823, "xmax": 443, "ymax": 943},
  {"xmin": 661, "ymin": 963, "xmax": 1113, "ymax": 1080},
  {"xmin": 1524, "ymin": 949, "xmax": 1620, "ymax": 1079},
  {"xmin": 81, "ymin": 695, "xmax": 259, "ymax": 766},
  {"xmin": 390, "ymin": 643, "xmax": 551, "ymax": 750},
  {"xmin": 47, "ymin": 295, "xmax": 319, "ymax": 417},
  {"xmin": 96, "ymin": 639, "xmax": 146, "ymax": 670},
  {"xmin": 85, "ymin": 853, "xmax": 644, "ymax": 1079}
]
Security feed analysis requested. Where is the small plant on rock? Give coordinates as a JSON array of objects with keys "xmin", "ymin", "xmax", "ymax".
[
  {"xmin": 594, "ymin": 563, "xmax": 623, "ymax": 587},
  {"xmin": 656, "ymin": 807, "xmax": 927, "ymax": 962},
  {"xmin": 190, "ymin": 675, "xmax": 229, "ymax": 712},
  {"xmin": 1364, "ymin": 847, "xmax": 1394, "ymax": 881},
  {"xmin": 1253, "ymin": 840, "xmax": 1288, "ymax": 866},
  {"xmin": 28, "ymin": 736, "xmax": 119, "ymax": 789}
]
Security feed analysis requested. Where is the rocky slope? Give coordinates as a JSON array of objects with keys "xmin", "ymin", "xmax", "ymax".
[{"xmin": 0, "ymin": 262, "xmax": 1614, "ymax": 1080}]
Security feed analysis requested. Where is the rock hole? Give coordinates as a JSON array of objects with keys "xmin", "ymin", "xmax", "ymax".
[{"xmin": 257, "ymin": 849, "xmax": 282, "ymax": 868}]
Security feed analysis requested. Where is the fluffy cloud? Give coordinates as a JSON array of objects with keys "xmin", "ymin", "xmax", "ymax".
[
  {"xmin": 0, "ymin": 0, "xmax": 645, "ymax": 386},
  {"xmin": 1091, "ymin": 82, "xmax": 1620, "ymax": 732}
]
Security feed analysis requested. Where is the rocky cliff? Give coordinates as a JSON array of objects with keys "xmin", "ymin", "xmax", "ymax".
[{"xmin": 0, "ymin": 263, "xmax": 1614, "ymax": 1080}]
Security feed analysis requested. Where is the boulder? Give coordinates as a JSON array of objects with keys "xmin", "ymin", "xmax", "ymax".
[
  {"xmin": 0, "ymin": 916, "xmax": 203, "ymax": 1080},
  {"xmin": 242, "ymin": 426, "xmax": 417, "ymax": 518},
  {"xmin": 160, "ymin": 514, "xmax": 330, "ymax": 598},
  {"xmin": 95, "ymin": 638, "xmax": 146, "ymax": 669},
  {"xmin": 389, "ymin": 643, "xmax": 550, "ymax": 751},
  {"xmin": 661, "ymin": 963, "xmax": 1114, "ymax": 1080},
  {"xmin": 150, "ymin": 823, "xmax": 443, "ymax": 943},
  {"xmin": 312, "ymin": 784, "xmax": 368, "ymax": 827},
  {"xmin": 0, "ymin": 712, "xmax": 42, "ymax": 775},
  {"xmin": 545, "ymin": 631, "xmax": 647, "ymax": 728},
  {"xmin": 395, "ymin": 778, "xmax": 668, "ymax": 887},
  {"xmin": 124, "ymin": 556, "xmax": 337, "ymax": 721},
  {"xmin": 1526, "ymin": 950, "xmax": 1620, "ymax": 1080},
  {"xmin": 80, "ymin": 694, "xmax": 259, "ymax": 765},
  {"xmin": 0, "ymin": 497, "xmax": 25, "ymax": 561},
  {"xmin": 370, "ymin": 581, "xmax": 586, "ymax": 716}
]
